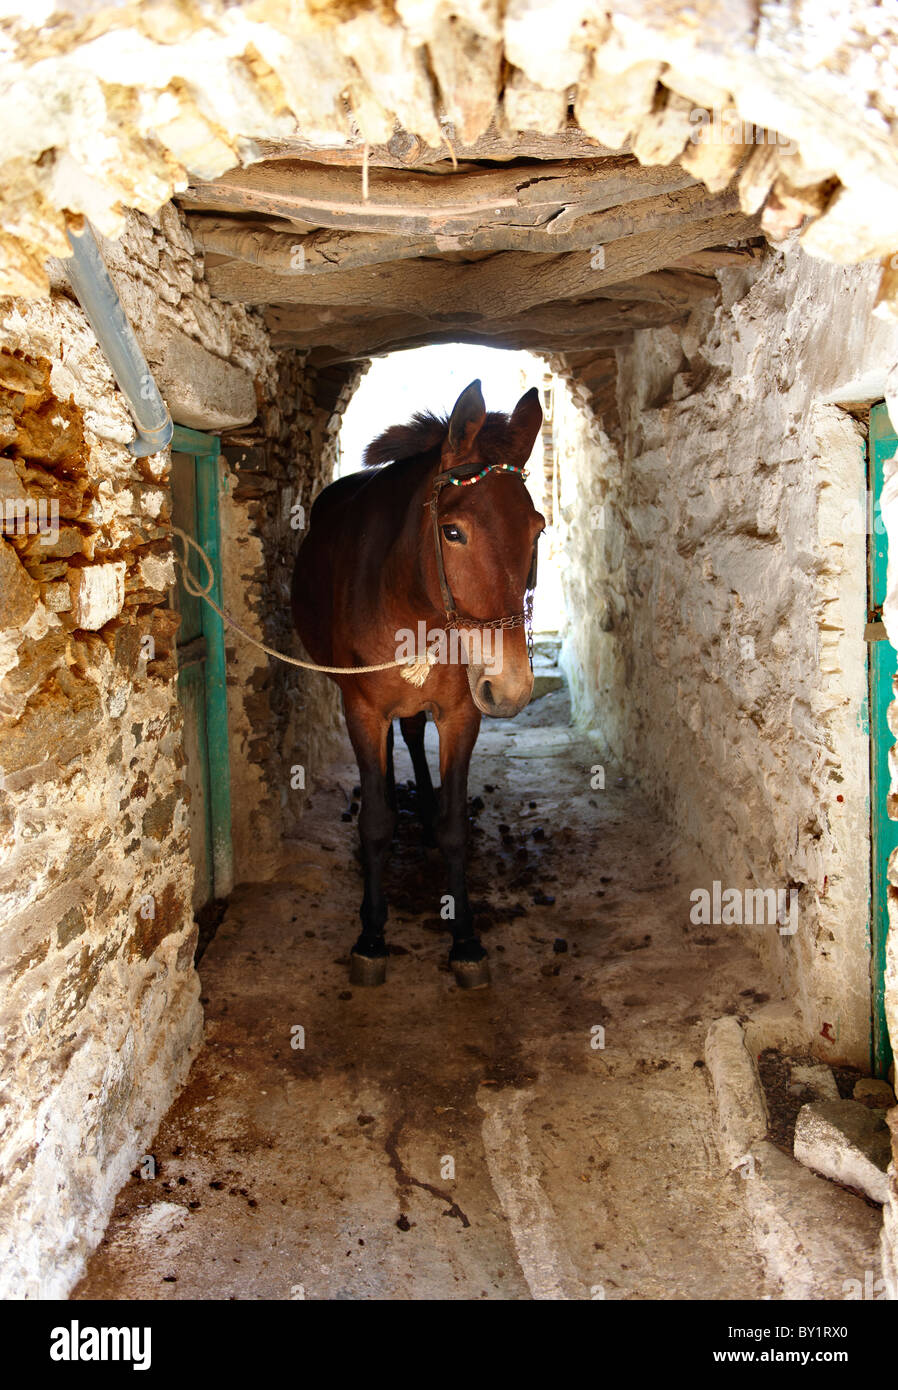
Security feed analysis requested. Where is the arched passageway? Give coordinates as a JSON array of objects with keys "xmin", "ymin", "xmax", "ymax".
[
  {"xmin": 3, "ymin": 1, "xmax": 898, "ymax": 1307},
  {"xmin": 70, "ymin": 317, "xmax": 883, "ymax": 1299}
]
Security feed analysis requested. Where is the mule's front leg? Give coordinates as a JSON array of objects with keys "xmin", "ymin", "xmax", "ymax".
[
  {"xmin": 345, "ymin": 701, "xmax": 395, "ymax": 986},
  {"xmin": 435, "ymin": 706, "xmax": 488, "ymax": 989}
]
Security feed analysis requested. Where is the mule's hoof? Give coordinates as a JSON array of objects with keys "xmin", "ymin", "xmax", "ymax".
[
  {"xmin": 350, "ymin": 951, "xmax": 388, "ymax": 987},
  {"xmin": 450, "ymin": 955, "xmax": 491, "ymax": 990}
]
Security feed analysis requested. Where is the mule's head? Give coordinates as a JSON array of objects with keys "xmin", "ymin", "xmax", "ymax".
[{"xmin": 433, "ymin": 379, "xmax": 545, "ymax": 718}]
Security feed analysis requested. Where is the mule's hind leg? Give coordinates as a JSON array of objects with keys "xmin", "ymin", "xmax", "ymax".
[
  {"xmin": 399, "ymin": 712, "xmax": 437, "ymax": 846},
  {"xmin": 345, "ymin": 701, "xmax": 394, "ymax": 986},
  {"xmin": 434, "ymin": 705, "xmax": 489, "ymax": 988}
]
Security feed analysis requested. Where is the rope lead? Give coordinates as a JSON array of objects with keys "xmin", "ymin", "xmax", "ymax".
[{"xmin": 169, "ymin": 527, "xmax": 433, "ymax": 686}]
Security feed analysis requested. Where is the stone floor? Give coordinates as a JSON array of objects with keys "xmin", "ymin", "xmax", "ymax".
[{"xmin": 73, "ymin": 689, "xmax": 877, "ymax": 1300}]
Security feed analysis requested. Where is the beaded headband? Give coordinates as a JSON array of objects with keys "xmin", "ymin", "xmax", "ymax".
[{"xmin": 445, "ymin": 462, "xmax": 529, "ymax": 487}]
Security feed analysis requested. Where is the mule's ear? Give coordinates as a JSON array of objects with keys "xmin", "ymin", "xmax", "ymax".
[
  {"xmin": 509, "ymin": 386, "xmax": 543, "ymax": 461},
  {"xmin": 446, "ymin": 379, "xmax": 486, "ymax": 457}
]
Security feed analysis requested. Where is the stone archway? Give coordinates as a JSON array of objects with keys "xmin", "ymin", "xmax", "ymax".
[{"xmin": 4, "ymin": 0, "xmax": 898, "ymax": 1300}]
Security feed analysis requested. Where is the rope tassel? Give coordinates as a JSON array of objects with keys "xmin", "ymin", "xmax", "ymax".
[{"xmin": 399, "ymin": 653, "xmax": 436, "ymax": 687}]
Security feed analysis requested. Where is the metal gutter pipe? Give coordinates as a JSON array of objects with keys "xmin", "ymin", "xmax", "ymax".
[{"xmin": 64, "ymin": 219, "xmax": 174, "ymax": 458}]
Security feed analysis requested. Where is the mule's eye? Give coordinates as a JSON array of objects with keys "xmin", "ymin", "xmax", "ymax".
[{"xmin": 442, "ymin": 524, "xmax": 466, "ymax": 544}]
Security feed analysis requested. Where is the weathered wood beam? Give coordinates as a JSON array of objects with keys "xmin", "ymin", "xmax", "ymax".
[
  {"xmin": 668, "ymin": 245, "xmax": 764, "ymax": 271},
  {"xmin": 249, "ymin": 121, "xmax": 625, "ymax": 169},
  {"xmin": 306, "ymin": 326, "xmax": 635, "ymax": 365},
  {"xmin": 265, "ymin": 297, "xmax": 685, "ymax": 353},
  {"xmin": 440, "ymin": 211, "xmax": 759, "ymax": 316},
  {"xmin": 207, "ymin": 209, "xmax": 758, "ymax": 318},
  {"xmin": 572, "ymin": 270, "xmax": 721, "ymax": 309},
  {"xmin": 259, "ymin": 269, "xmax": 718, "ymax": 350},
  {"xmin": 189, "ymin": 183, "xmax": 738, "ymax": 275},
  {"xmin": 182, "ymin": 156, "xmax": 697, "ymax": 238},
  {"xmin": 289, "ymin": 319, "xmax": 636, "ymax": 360},
  {"xmin": 191, "ymin": 219, "xmax": 437, "ymax": 275}
]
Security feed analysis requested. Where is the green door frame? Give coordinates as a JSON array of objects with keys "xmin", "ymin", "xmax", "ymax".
[
  {"xmin": 172, "ymin": 424, "xmax": 234, "ymax": 900},
  {"xmin": 868, "ymin": 402, "xmax": 897, "ymax": 1078}
]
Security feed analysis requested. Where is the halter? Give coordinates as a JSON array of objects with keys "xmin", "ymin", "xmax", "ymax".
[{"xmin": 427, "ymin": 460, "xmax": 540, "ymax": 664}]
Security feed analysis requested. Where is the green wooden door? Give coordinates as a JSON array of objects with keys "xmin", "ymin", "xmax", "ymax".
[
  {"xmin": 170, "ymin": 428, "xmax": 233, "ymax": 909},
  {"xmin": 869, "ymin": 402, "xmax": 898, "ymax": 1078},
  {"xmin": 171, "ymin": 449, "xmax": 214, "ymax": 910}
]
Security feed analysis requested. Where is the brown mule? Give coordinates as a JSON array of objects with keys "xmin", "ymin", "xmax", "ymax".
[{"xmin": 291, "ymin": 379, "xmax": 544, "ymax": 987}]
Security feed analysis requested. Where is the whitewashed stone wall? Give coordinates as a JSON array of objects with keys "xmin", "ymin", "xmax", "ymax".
[
  {"xmin": 561, "ymin": 244, "xmax": 898, "ymax": 1073},
  {"xmin": 553, "ymin": 377, "xmax": 624, "ymax": 745},
  {"xmin": 559, "ymin": 240, "xmax": 898, "ymax": 1285}
]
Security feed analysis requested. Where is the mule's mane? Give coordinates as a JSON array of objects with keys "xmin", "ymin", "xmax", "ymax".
[
  {"xmin": 363, "ymin": 411, "xmax": 447, "ymax": 467},
  {"xmin": 363, "ymin": 410, "xmax": 518, "ymax": 468}
]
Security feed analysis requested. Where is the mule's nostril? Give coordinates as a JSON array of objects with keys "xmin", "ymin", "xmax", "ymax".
[{"xmin": 479, "ymin": 679, "xmax": 495, "ymax": 707}]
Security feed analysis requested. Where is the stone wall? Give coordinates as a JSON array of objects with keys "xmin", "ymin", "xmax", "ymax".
[
  {"xmin": 3, "ymin": 2, "xmax": 898, "ymax": 302},
  {"xmin": 551, "ymin": 367, "xmax": 622, "ymax": 732},
  {"xmin": 218, "ymin": 357, "xmax": 362, "ymax": 877},
  {"xmin": 560, "ymin": 242, "xmax": 898, "ymax": 1072},
  {"xmin": 0, "ymin": 281, "xmax": 206, "ymax": 1297},
  {"xmin": 83, "ymin": 205, "xmax": 350, "ymax": 880},
  {"xmin": 0, "ymin": 201, "xmax": 344, "ymax": 1294}
]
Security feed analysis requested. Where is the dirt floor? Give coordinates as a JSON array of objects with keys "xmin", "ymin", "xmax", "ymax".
[{"xmin": 75, "ymin": 688, "xmax": 841, "ymax": 1301}]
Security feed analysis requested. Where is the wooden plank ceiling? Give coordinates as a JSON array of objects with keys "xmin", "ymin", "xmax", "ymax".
[{"xmin": 180, "ymin": 121, "xmax": 763, "ymax": 424}]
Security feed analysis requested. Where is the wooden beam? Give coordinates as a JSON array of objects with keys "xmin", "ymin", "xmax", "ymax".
[
  {"xmin": 247, "ymin": 122, "xmax": 625, "ymax": 169},
  {"xmin": 182, "ymin": 156, "xmax": 697, "ymax": 238},
  {"xmin": 256, "ymin": 269, "xmax": 718, "ymax": 348},
  {"xmin": 206, "ymin": 209, "xmax": 758, "ymax": 317},
  {"xmin": 294, "ymin": 319, "xmax": 636, "ymax": 360},
  {"xmin": 469, "ymin": 212, "xmax": 762, "ymax": 314},
  {"xmin": 265, "ymin": 297, "xmax": 686, "ymax": 352},
  {"xmin": 306, "ymin": 326, "xmax": 635, "ymax": 365},
  {"xmin": 572, "ymin": 269, "xmax": 722, "ymax": 309},
  {"xmin": 667, "ymin": 245, "xmax": 764, "ymax": 271},
  {"xmin": 190, "ymin": 219, "xmax": 437, "ymax": 275},
  {"xmin": 189, "ymin": 183, "xmax": 738, "ymax": 275}
]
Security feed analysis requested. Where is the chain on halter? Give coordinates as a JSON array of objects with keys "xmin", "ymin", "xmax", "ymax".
[{"xmin": 427, "ymin": 461, "xmax": 539, "ymax": 666}]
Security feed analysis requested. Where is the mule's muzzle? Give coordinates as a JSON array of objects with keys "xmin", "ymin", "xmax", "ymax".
[{"xmin": 469, "ymin": 666, "xmax": 533, "ymax": 718}]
